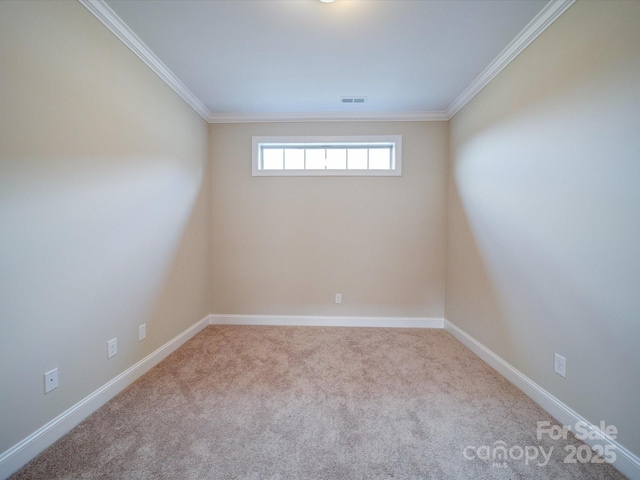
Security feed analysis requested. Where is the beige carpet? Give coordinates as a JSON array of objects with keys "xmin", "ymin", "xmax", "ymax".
[{"xmin": 11, "ymin": 326, "xmax": 624, "ymax": 479}]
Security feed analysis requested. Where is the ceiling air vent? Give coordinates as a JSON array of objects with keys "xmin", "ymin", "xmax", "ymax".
[{"xmin": 341, "ymin": 96, "xmax": 367, "ymax": 104}]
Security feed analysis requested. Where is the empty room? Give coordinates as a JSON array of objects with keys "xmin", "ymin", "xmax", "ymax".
[{"xmin": 1, "ymin": 0, "xmax": 638, "ymax": 478}]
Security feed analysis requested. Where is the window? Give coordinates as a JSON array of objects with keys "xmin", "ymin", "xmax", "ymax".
[{"xmin": 252, "ymin": 135, "xmax": 402, "ymax": 176}]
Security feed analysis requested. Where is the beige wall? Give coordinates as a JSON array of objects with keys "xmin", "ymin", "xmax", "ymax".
[
  {"xmin": 210, "ymin": 122, "xmax": 447, "ymax": 318},
  {"xmin": 4, "ymin": 0, "xmax": 639, "ymax": 471},
  {"xmin": 446, "ymin": 0, "xmax": 640, "ymax": 457},
  {"xmin": 0, "ymin": 1, "xmax": 209, "ymax": 454}
]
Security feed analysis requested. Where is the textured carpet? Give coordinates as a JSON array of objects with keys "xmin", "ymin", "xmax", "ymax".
[{"xmin": 11, "ymin": 326, "xmax": 625, "ymax": 479}]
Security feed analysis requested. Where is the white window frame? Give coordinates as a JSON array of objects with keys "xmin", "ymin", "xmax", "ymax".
[{"xmin": 252, "ymin": 135, "xmax": 402, "ymax": 176}]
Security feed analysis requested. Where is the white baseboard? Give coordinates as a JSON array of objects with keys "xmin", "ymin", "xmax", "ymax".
[
  {"xmin": 0, "ymin": 315, "xmax": 211, "ymax": 480},
  {"xmin": 210, "ymin": 314, "xmax": 443, "ymax": 329},
  {"xmin": 7, "ymin": 315, "xmax": 635, "ymax": 479},
  {"xmin": 444, "ymin": 319, "xmax": 640, "ymax": 480}
]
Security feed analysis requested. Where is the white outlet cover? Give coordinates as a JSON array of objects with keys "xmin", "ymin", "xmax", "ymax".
[
  {"xmin": 44, "ymin": 368, "xmax": 58, "ymax": 394},
  {"xmin": 107, "ymin": 338, "xmax": 118, "ymax": 358},
  {"xmin": 554, "ymin": 353, "xmax": 566, "ymax": 378},
  {"xmin": 335, "ymin": 293, "xmax": 342, "ymax": 304},
  {"xmin": 139, "ymin": 324, "xmax": 146, "ymax": 341}
]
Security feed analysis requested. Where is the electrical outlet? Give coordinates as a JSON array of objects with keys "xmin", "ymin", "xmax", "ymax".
[
  {"xmin": 335, "ymin": 293, "xmax": 342, "ymax": 304},
  {"xmin": 107, "ymin": 337, "xmax": 118, "ymax": 359},
  {"xmin": 139, "ymin": 324, "xmax": 146, "ymax": 341},
  {"xmin": 44, "ymin": 368, "xmax": 58, "ymax": 394},
  {"xmin": 554, "ymin": 353, "xmax": 566, "ymax": 378}
]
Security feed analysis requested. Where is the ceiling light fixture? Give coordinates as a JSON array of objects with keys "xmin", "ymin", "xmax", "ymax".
[{"xmin": 319, "ymin": 0, "xmax": 335, "ymax": 3}]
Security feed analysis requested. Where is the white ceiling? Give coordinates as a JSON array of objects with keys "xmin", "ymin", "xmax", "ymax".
[{"xmin": 97, "ymin": 0, "xmax": 558, "ymax": 121}]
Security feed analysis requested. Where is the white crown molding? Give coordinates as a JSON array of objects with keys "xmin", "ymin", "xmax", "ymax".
[
  {"xmin": 79, "ymin": 0, "xmax": 573, "ymax": 124},
  {"xmin": 78, "ymin": 0, "xmax": 212, "ymax": 121},
  {"xmin": 79, "ymin": 0, "xmax": 444, "ymax": 124},
  {"xmin": 446, "ymin": 0, "xmax": 575, "ymax": 119},
  {"xmin": 207, "ymin": 111, "xmax": 449, "ymax": 124},
  {"xmin": 444, "ymin": 319, "xmax": 640, "ymax": 480}
]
